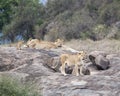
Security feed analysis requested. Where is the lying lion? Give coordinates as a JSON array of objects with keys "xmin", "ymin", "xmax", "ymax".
[
  {"xmin": 60, "ymin": 51, "xmax": 86, "ymax": 76},
  {"xmin": 54, "ymin": 39, "xmax": 64, "ymax": 47},
  {"xmin": 26, "ymin": 38, "xmax": 64, "ymax": 49},
  {"xmin": 26, "ymin": 39, "xmax": 40, "ymax": 48}
]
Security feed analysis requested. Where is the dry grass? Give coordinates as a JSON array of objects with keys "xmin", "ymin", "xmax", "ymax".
[
  {"xmin": 1, "ymin": 39, "xmax": 120, "ymax": 54},
  {"xmin": 0, "ymin": 42, "xmax": 18, "ymax": 47},
  {"xmin": 65, "ymin": 39, "xmax": 120, "ymax": 54}
]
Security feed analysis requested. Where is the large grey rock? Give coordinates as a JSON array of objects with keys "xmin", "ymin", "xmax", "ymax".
[
  {"xmin": 95, "ymin": 55, "xmax": 110, "ymax": 70},
  {"xmin": 89, "ymin": 51, "xmax": 107, "ymax": 57},
  {"xmin": 89, "ymin": 51, "xmax": 110, "ymax": 70},
  {"xmin": 0, "ymin": 47, "xmax": 120, "ymax": 96}
]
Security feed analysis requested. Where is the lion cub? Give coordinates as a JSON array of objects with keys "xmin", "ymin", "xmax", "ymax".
[
  {"xmin": 54, "ymin": 39, "xmax": 64, "ymax": 47},
  {"xmin": 60, "ymin": 51, "xmax": 86, "ymax": 76},
  {"xmin": 16, "ymin": 40, "xmax": 24, "ymax": 50}
]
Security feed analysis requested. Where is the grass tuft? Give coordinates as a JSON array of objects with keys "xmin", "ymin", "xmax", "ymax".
[{"xmin": 0, "ymin": 76, "xmax": 41, "ymax": 96}]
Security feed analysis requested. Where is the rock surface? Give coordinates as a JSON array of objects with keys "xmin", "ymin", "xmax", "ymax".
[
  {"xmin": 0, "ymin": 47, "xmax": 120, "ymax": 96},
  {"xmin": 89, "ymin": 51, "xmax": 110, "ymax": 70}
]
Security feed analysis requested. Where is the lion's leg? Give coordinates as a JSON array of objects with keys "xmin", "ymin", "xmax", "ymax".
[
  {"xmin": 80, "ymin": 60, "xmax": 85, "ymax": 75},
  {"xmin": 19, "ymin": 44, "xmax": 22, "ymax": 50},
  {"xmin": 60, "ymin": 62, "xmax": 67, "ymax": 76},
  {"xmin": 17, "ymin": 44, "xmax": 21, "ymax": 50},
  {"xmin": 75, "ymin": 64, "xmax": 79, "ymax": 76},
  {"xmin": 80, "ymin": 65, "xmax": 84, "ymax": 75},
  {"xmin": 81, "ymin": 59, "xmax": 84, "ymax": 65}
]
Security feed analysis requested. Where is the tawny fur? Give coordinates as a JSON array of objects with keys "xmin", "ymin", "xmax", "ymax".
[
  {"xmin": 60, "ymin": 51, "xmax": 86, "ymax": 76},
  {"xmin": 16, "ymin": 41, "xmax": 24, "ymax": 50},
  {"xmin": 26, "ymin": 38, "xmax": 64, "ymax": 49},
  {"xmin": 54, "ymin": 39, "xmax": 64, "ymax": 47}
]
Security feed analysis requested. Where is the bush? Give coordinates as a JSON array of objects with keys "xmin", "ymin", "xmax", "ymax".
[
  {"xmin": 107, "ymin": 21, "xmax": 120, "ymax": 39},
  {"xmin": 90, "ymin": 24, "xmax": 109, "ymax": 40},
  {"xmin": 44, "ymin": 0, "xmax": 120, "ymax": 40},
  {"xmin": 0, "ymin": 76, "xmax": 40, "ymax": 96}
]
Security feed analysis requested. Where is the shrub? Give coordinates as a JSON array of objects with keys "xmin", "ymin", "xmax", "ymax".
[
  {"xmin": 90, "ymin": 24, "xmax": 109, "ymax": 40},
  {"xmin": 0, "ymin": 76, "xmax": 40, "ymax": 96}
]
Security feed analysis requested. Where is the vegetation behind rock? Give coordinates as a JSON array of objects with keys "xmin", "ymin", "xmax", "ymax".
[{"xmin": 0, "ymin": 0, "xmax": 120, "ymax": 42}]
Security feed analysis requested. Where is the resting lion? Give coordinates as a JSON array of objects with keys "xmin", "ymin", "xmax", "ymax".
[
  {"xmin": 16, "ymin": 40, "xmax": 25, "ymax": 50},
  {"xmin": 26, "ymin": 39, "xmax": 40, "ymax": 48},
  {"xmin": 60, "ymin": 51, "xmax": 86, "ymax": 76},
  {"xmin": 54, "ymin": 39, "xmax": 64, "ymax": 47},
  {"xmin": 26, "ymin": 38, "xmax": 64, "ymax": 49}
]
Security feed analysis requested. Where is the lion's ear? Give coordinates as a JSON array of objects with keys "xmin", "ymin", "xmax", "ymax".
[{"xmin": 79, "ymin": 51, "xmax": 83, "ymax": 54}]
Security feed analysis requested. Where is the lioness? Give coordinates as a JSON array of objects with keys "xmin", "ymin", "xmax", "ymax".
[
  {"xmin": 26, "ymin": 39, "xmax": 40, "ymax": 48},
  {"xmin": 16, "ymin": 40, "xmax": 24, "ymax": 50},
  {"xmin": 54, "ymin": 39, "xmax": 64, "ymax": 47},
  {"xmin": 60, "ymin": 51, "xmax": 86, "ymax": 76},
  {"xmin": 26, "ymin": 38, "xmax": 63, "ymax": 49},
  {"xmin": 35, "ymin": 41, "xmax": 58, "ymax": 49}
]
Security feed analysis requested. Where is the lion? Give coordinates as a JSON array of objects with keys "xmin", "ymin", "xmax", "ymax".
[
  {"xmin": 40, "ymin": 39, "xmax": 64, "ymax": 48},
  {"xmin": 26, "ymin": 39, "xmax": 40, "ymax": 48},
  {"xmin": 26, "ymin": 38, "xmax": 63, "ymax": 49},
  {"xmin": 60, "ymin": 51, "xmax": 86, "ymax": 76},
  {"xmin": 54, "ymin": 39, "xmax": 64, "ymax": 47},
  {"xmin": 34, "ymin": 41, "xmax": 58, "ymax": 49},
  {"xmin": 16, "ymin": 40, "xmax": 25, "ymax": 50},
  {"xmin": 26, "ymin": 38, "xmax": 54, "ymax": 49}
]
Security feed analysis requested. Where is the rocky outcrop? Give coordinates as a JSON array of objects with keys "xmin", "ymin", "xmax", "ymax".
[
  {"xmin": 88, "ymin": 51, "xmax": 110, "ymax": 70},
  {"xmin": 0, "ymin": 47, "xmax": 120, "ymax": 96}
]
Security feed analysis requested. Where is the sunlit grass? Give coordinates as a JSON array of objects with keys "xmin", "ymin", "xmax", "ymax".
[{"xmin": 65, "ymin": 39, "xmax": 120, "ymax": 54}]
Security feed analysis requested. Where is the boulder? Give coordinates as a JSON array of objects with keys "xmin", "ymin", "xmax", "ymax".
[
  {"xmin": 95, "ymin": 55, "xmax": 110, "ymax": 70},
  {"xmin": 89, "ymin": 51, "xmax": 107, "ymax": 57},
  {"xmin": 89, "ymin": 51, "xmax": 110, "ymax": 70}
]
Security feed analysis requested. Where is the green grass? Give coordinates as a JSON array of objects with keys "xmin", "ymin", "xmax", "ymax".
[{"xmin": 0, "ymin": 76, "xmax": 41, "ymax": 96}]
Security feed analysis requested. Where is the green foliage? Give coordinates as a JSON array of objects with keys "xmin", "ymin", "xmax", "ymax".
[
  {"xmin": 44, "ymin": 26, "xmax": 59, "ymax": 41},
  {"xmin": 1, "ymin": 0, "xmax": 120, "ymax": 42},
  {"xmin": 46, "ymin": 0, "xmax": 74, "ymax": 18},
  {"xmin": 2, "ymin": 0, "xmax": 45, "ymax": 42},
  {"xmin": 107, "ymin": 22, "xmax": 120, "ymax": 39},
  {"xmin": 0, "ymin": 0, "xmax": 18, "ymax": 30},
  {"xmin": 44, "ymin": 0, "xmax": 120, "ymax": 40},
  {"xmin": 98, "ymin": 1, "xmax": 120, "ymax": 25},
  {"xmin": 91, "ymin": 24, "xmax": 109, "ymax": 40},
  {"xmin": 2, "ymin": 21, "xmax": 18, "ymax": 42},
  {"xmin": 0, "ymin": 76, "xmax": 40, "ymax": 96}
]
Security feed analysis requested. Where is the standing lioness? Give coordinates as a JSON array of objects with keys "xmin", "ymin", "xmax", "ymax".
[{"xmin": 60, "ymin": 51, "xmax": 86, "ymax": 76}]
